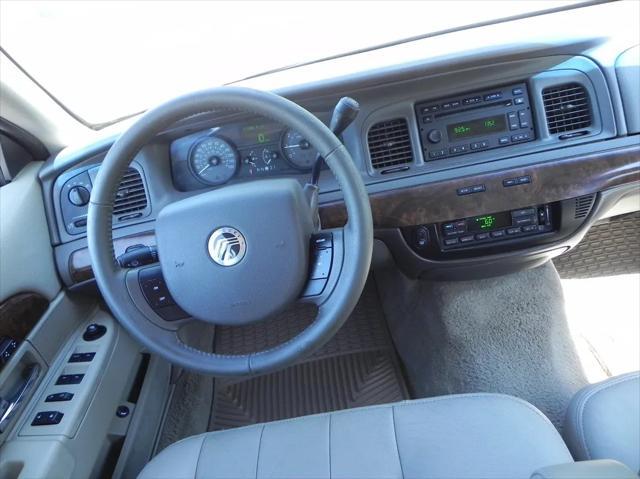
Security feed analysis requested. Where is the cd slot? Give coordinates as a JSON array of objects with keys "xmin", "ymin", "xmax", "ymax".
[{"xmin": 433, "ymin": 99, "xmax": 514, "ymax": 119}]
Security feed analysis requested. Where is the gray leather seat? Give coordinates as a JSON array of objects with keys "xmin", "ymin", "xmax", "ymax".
[
  {"xmin": 564, "ymin": 371, "xmax": 640, "ymax": 474},
  {"xmin": 140, "ymin": 393, "xmax": 573, "ymax": 479}
]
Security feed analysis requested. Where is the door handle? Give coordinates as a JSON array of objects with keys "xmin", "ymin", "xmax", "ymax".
[{"xmin": 0, "ymin": 363, "xmax": 40, "ymax": 433}]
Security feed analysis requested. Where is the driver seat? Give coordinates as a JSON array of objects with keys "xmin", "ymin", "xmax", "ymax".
[{"xmin": 139, "ymin": 393, "xmax": 573, "ymax": 479}]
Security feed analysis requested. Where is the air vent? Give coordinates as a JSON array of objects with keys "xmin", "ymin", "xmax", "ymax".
[
  {"xmin": 575, "ymin": 194, "xmax": 596, "ymax": 219},
  {"xmin": 368, "ymin": 118, "xmax": 413, "ymax": 170},
  {"xmin": 542, "ymin": 83, "xmax": 592, "ymax": 134},
  {"xmin": 113, "ymin": 168, "xmax": 148, "ymax": 217}
]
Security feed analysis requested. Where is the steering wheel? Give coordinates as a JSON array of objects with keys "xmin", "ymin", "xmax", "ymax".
[{"xmin": 87, "ymin": 87, "xmax": 373, "ymax": 376}]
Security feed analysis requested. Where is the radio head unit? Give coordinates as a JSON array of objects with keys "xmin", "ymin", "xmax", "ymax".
[{"xmin": 415, "ymin": 82, "xmax": 535, "ymax": 160}]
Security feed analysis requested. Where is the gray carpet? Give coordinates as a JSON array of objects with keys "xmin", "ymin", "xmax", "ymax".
[
  {"xmin": 554, "ymin": 212, "xmax": 640, "ymax": 278},
  {"xmin": 374, "ymin": 261, "xmax": 588, "ymax": 429}
]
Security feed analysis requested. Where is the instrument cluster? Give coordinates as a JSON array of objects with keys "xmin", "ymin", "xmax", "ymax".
[{"xmin": 170, "ymin": 121, "xmax": 318, "ymax": 190}]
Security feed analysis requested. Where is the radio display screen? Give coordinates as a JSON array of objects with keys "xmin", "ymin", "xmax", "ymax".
[
  {"xmin": 468, "ymin": 211, "xmax": 511, "ymax": 232},
  {"xmin": 447, "ymin": 115, "xmax": 507, "ymax": 140}
]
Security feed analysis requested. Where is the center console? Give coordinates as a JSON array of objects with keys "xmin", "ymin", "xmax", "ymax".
[{"xmin": 414, "ymin": 82, "xmax": 535, "ymax": 161}]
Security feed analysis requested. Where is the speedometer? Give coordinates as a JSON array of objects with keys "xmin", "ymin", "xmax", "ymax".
[
  {"xmin": 189, "ymin": 136, "xmax": 239, "ymax": 186},
  {"xmin": 281, "ymin": 129, "xmax": 316, "ymax": 171}
]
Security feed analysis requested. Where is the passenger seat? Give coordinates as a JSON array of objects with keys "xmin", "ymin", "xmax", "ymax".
[{"xmin": 564, "ymin": 371, "xmax": 640, "ymax": 474}]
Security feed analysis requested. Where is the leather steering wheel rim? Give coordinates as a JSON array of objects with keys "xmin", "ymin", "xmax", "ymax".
[{"xmin": 87, "ymin": 86, "xmax": 373, "ymax": 376}]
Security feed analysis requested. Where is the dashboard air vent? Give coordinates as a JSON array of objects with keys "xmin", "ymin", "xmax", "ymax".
[
  {"xmin": 113, "ymin": 168, "xmax": 148, "ymax": 217},
  {"xmin": 368, "ymin": 118, "xmax": 413, "ymax": 170},
  {"xmin": 542, "ymin": 83, "xmax": 592, "ymax": 134},
  {"xmin": 574, "ymin": 194, "xmax": 596, "ymax": 219}
]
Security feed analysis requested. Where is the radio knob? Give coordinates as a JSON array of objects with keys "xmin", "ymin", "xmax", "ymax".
[
  {"xmin": 68, "ymin": 186, "xmax": 90, "ymax": 206},
  {"xmin": 427, "ymin": 129, "xmax": 442, "ymax": 144}
]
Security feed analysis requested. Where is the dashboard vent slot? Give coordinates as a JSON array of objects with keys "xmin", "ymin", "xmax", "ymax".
[
  {"xmin": 113, "ymin": 168, "xmax": 148, "ymax": 217},
  {"xmin": 542, "ymin": 83, "xmax": 592, "ymax": 134},
  {"xmin": 574, "ymin": 194, "xmax": 596, "ymax": 219},
  {"xmin": 368, "ymin": 118, "xmax": 413, "ymax": 170}
]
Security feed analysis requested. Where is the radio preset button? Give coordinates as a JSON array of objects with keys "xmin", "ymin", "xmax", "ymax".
[
  {"xmin": 450, "ymin": 144, "xmax": 469, "ymax": 154},
  {"xmin": 429, "ymin": 149, "xmax": 446, "ymax": 159},
  {"xmin": 462, "ymin": 96, "xmax": 482, "ymax": 105},
  {"xmin": 498, "ymin": 136, "xmax": 510, "ymax": 145},
  {"xmin": 451, "ymin": 100, "xmax": 461, "ymax": 108},
  {"xmin": 442, "ymin": 102, "xmax": 453, "ymax": 109},
  {"xmin": 471, "ymin": 140, "xmax": 490, "ymax": 150}
]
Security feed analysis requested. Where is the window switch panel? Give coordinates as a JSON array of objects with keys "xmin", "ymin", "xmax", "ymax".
[
  {"xmin": 31, "ymin": 411, "xmax": 64, "ymax": 426},
  {"xmin": 69, "ymin": 352, "xmax": 95, "ymax": 363},
  {"xmin": 45, "ymin": 392, "xmax": 74, "ymax": 402},
  {"xmin": 56, "ymin": 374, "xmax": 84, "ymax": 385}
]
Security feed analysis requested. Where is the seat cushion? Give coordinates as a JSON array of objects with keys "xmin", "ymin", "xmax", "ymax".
[
  {"xmin": 564, "ymin": 371, "xmax": 640, "ymax": 473},
  {"xmin": 140, "ymin": 393, "xmax": 571, "ymax": 479}
]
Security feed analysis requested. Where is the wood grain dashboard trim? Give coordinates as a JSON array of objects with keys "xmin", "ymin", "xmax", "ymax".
[
  {"xmin": 319, "ymin": 143, "xmax": 640, "ymax": 228},
  {"xmin": 67, "ymin": 143, "xmax": 639, "ymax": 284}
]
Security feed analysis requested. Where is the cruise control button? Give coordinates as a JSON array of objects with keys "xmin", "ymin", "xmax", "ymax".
[{"xmin": 310, "ymin": 248, "xmax": 332, "ymax": 280}]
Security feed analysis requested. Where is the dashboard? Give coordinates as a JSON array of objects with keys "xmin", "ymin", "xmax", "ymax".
[{"xmin": 38, "ymin": 2, "xmax": 640, "ymax": 289}]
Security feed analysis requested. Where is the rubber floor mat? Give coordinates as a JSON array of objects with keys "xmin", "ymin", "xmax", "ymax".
[
  {"xmin": 554, "ymin": 212, "xmax": 640, "ymax": 279},
  {"xmin": 209, "ymin": 281, "xmax": 409, "ymax": 431}
]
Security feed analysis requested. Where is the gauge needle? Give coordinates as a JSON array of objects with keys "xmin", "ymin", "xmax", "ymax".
[{"xmin": 198, "ymin": 164, "xmax": 211, "ymax": 175}]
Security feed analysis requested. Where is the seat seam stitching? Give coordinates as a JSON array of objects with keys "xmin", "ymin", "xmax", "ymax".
[
  {"xmin": 391, "ymin": 405, "xmax": 405, "ymax": 479},
  {"xmin": 328, "ymin": 414, "xmax": 332, "ymax": 479},
  {"xmin": 255, "ymin": 424, "xmax": 265, "ymax": 479},
  {"xmin": 194, "ymin": 435, "xmax": 206, "ymax": 479}
]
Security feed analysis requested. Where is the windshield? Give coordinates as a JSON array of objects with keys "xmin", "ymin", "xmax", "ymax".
[{"xmin": 1, "ymin": 0, "xmax": 586, "ymax": 126}]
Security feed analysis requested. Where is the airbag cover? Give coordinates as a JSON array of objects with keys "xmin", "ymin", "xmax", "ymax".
[{"xmin": 155, "ymin": 179, "xmax": 312, "ymax": 325}]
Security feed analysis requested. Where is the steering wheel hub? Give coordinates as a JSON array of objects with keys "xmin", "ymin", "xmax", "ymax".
[{"xmin": 155, "ymin": 178, "xmax": 313, "ymax": 325}]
